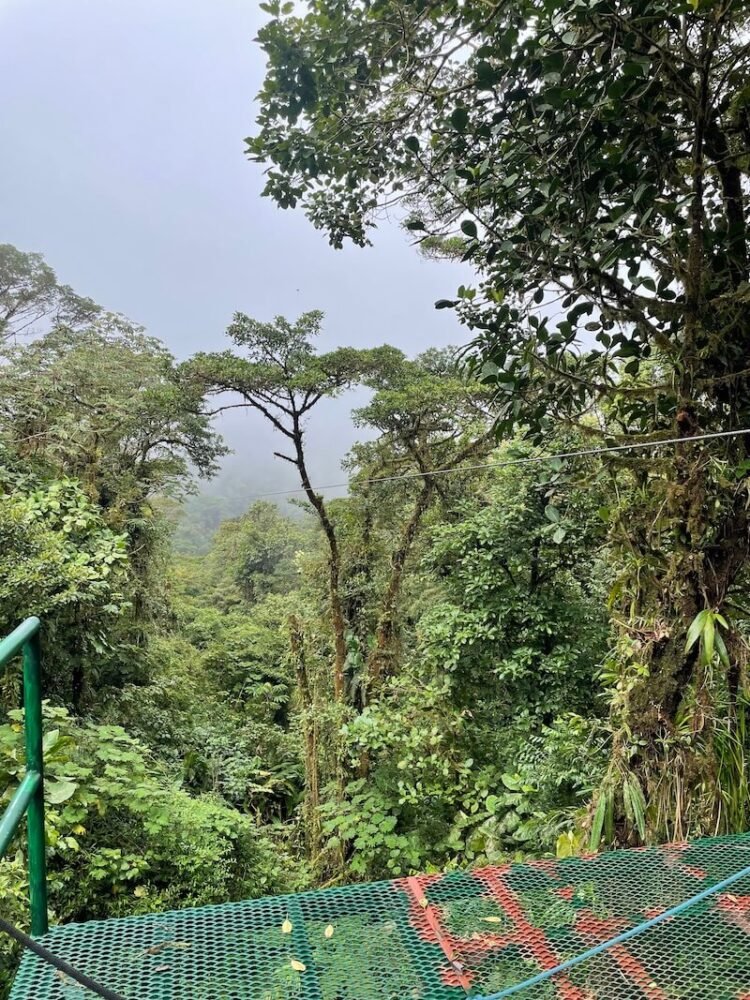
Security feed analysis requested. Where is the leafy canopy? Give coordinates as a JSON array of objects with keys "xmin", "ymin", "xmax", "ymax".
[
  {"xmin": 0, "ymin": 244, "xmax": 99, "ymax": 342},
  {"xmin": 184, "ymin": 310, "xmax": 403, "ymax": 433},
  {"xmin": 0, "ymin": 321, "xmax": 225, "ymax": 511},
  {"xmin": 251, "ymin": 1, "xmax": 750, "ymax": 438}
]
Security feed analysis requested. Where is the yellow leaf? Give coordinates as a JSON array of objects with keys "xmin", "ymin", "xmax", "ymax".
[
  {"xmin": 481, "ymin": 916, "xmax": 503, "ymax": 924},
  {"xmin": 133, "ymin": 886, "xmax": 148, "ymax": 898},
  {"xmin": 419, "ymin": 897, "xmax": 429, "ymax": 909},
  {"xmin": 324, "ymin": 925, "xmax": 334, "ymax": 939},
  {"xmin": 281, "ymin": 918, "xmax": 293, "ymax": 934},
  {"xmin": 290, "ymin": 959, "xmax": 306, "ymax": 972}
]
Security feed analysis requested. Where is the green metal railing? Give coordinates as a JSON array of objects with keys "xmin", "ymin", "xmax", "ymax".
[{"xmin": 0, "ymin": 617, "xmax": 48, "ymax": 936}]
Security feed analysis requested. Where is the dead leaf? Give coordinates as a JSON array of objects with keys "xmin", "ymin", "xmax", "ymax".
[
  {"xmin": 291, "ymin": 959, "xmax": 306, "ymax": 972},
  {"xmin": 481, "ymin": 916, "xmax": 504, "ymax": 924},
  {"xmin": 419, "ymin": 897, "xmax": 429, "ymax": 909},
  {"xmin": 324, "ymin": 924, "xmax": 334, "ymax": 939},
  {"xmin": 154, "ymin": 966, "xmax": 171, "ymax": 973},
  {"xmin": 282, "ymin": 918, "xmax": 293, "ymax": 934}
]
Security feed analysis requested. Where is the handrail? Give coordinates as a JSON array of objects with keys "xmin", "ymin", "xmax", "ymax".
[{"xmin": 0, "ymin": 617, "xmax": 48, "ymax": 936}]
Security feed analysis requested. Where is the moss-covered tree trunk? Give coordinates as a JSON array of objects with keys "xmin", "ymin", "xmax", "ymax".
[
  {"xmin": 289, "ymin": 616, "xmax": 322, "ymax": 860},
  {"xmin": 608, "ymin": 433, "xmax": 750, "ymax": 841}
]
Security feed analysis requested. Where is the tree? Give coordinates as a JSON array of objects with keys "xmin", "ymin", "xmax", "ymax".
[
  {"xmin": 210, "ymin": 501, "xmax": 306, "ymax": 604},
  {"xmin": 321, "ymin": 444, "xmax": 610, "ymax": 876},
  {"xmin": 0, "ymin": 321, "xmax": 225, "ymax": 708},
  {"xmin": 348, "ymin": 348, "xmax": 494, "ymax": 693},
  {"xmin": 1, "ymin": 321, "xmax": 223, "ymax": 515},
  {"xmin": 0, "ymin": 474, "xmax": 129, "ymax": 707},
  {"xmin": 182, "ymin": 311, "xmax": 401, "ymax": 703},
  {"xmin": 0, "ymin": 244, "xmax": 99, "ymax": 342},
  {"xmin": 251, "ymin": 1, "xmax": 750, "ymax": 839}
]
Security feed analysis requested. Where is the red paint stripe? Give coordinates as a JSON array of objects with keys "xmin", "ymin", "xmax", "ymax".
[
  {"xmin": 403, "ymin": 876, "xmax": 473, "ymax": 991},
  {"xmin": 477, "ymin": 870, "xmax": 586, "ymax": 1000},
  {"xmin": 609, "ymin": 945, "xmax": 668, "ymax": 1000},
  {"xmin": 576, "ymin": 911, "xmax": 668, "ymax": 1000}
]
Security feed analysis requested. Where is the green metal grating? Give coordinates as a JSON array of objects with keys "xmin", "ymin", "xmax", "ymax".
[{"xmin": 10, "ymin": 832, "xmax": 750, "ymax": 1000}]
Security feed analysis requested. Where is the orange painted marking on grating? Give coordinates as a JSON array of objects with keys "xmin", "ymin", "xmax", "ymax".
[
  {"xmin": 680, "ymin": 865, "xmax": 708, "ymax": 880},
  {"xmin": 717, "ymin": 893, "xmax": 750, "ymax": 935},
  {"xmin": 398, "ymin": 875, "xmax": 522, "ymax": 991},
  {"xmin": 475, "ymin": 867, "xmax": 587, "ymax": 1000},
  {"xmin": 402, "ymin": 876, "xmax": 474, "ymax": 991},
  {"xmin": 576, "ymin": 911, "xmax": 669, "ymax": 1000}
]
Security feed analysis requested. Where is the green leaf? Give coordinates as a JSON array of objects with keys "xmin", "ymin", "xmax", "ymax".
[
  {"xmin": 685, "ymin": 610, "xmax": 709, "ymax": 652},
  {"xmin": 47, "ymin": 779, "xmax": 78, "ymax": 804},
  {"xmin": 461, "ymin": 219, "xmax": 478, "ymax": 238},
  {"xmin": 703, "ymin": 614, "xmax": 715, "ymax": 665},
  {"xmin": 404, "ymin": 135, "xmax": 420, "ymax": 154},
  {"xmin": 552, "ymin": 526, "xmax": 566, "ymax": 544},
  {"xmin": 544, "ymin": 505, "xmax": 561, "ymax": 523},
  {"xmin": 475, "ymin": 61, "xmax": 496, "ymax": 89},
  {"xmin": 451, "ymin": 107, "xmax": 469, "ymax": 131},
  {"xmin": 42, "ymin": 729, "xmax": 61, "ymax": 754},
  {"xmin": 715, "ymin": 630, "xmax": 731, "ymax": 670},
  {"xmin": 589, "ymin": 793, "xmax": 607, "ymax": 851},
  {"xmin": 623, "ymin": 777, "xmax": 646, "ymax": 840}
]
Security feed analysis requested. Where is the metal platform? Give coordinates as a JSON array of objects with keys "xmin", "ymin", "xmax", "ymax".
[{"xmin": 10, "ymin": 832, "xmax": 750, "ymax": 1000}]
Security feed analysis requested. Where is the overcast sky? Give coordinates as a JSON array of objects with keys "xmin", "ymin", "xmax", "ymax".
[{"xmin": 0, "ymin": 0, "xmax": 472, "ymax": 500}]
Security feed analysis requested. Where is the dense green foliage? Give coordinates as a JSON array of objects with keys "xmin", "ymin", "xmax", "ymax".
[
  {"xmin": 251, "ymin": 0, "xmax": 750, "ymax": 840},
  {"xmin": 6, "ymin": 7, "xmax": 750, "ymax": 982},
  {"xmin": 0, "ymin": 245, "xmax": 615, "ymax": 997}
]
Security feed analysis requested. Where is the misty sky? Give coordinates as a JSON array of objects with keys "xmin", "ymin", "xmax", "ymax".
[{"xmin": 0, "ymin": 0, "xmax": 472, "ymax": 501}]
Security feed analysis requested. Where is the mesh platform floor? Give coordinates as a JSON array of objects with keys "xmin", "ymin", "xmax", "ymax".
[{"xmin": 10, "ymin": 833, "xmax": 750, "ymax": 1000}]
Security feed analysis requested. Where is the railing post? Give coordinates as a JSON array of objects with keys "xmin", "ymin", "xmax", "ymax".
[{"xmin": 23, "ymin": 631, "xmax": 48, "ymax": 936}]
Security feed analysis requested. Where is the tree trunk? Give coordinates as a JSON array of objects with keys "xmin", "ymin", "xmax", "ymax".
[
  {"xmin": 289, "ymin": 616, "xmax": 322, "ymax": 860},
  {"xmin": 610, "ymin": 425, "xmax": 750, "ymax": 841},
  {"xmin": 367, "ymin": 479, "xmax": 434, "ymax": 694},
  {"xmin": 293, "ymin": 419, "xmax": 348, "ymax": 702}
]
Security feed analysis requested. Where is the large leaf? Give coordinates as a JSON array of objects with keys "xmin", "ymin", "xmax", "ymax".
[
  {"xmin": 46, "ymin": 778, "xmax": 78, "ymax": 805},
  {"xmin": 685, "ymin": 610, "xmax": 710, "ymax": 652},
  {"xmin": 589, "ymin": 792, "xmax": 607, "ymax": 851}
]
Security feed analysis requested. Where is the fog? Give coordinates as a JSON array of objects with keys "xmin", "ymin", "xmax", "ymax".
[{"xmin": 0, "ymin": 0, "xmax": 473, "ymax": 510}]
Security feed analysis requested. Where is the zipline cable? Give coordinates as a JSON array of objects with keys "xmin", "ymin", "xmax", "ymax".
[
  {"xmin": 475, "ymin": 856, "xmax": 750, "ymax": 999},
  {"xmin": 0, "ymin": 917, "xmax": 127, "ymax": 1000},
  {"xmin": 214, "ymin": 426, "xmax": 750, "ymax": 501}
]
